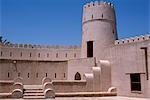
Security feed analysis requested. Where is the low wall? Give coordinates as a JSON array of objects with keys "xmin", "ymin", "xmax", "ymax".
[
  {"xmin": 53, "ymin": 80, "xmax": 87, "ymax": 93},
  {"xmin": 0, "ymin": 80, "xmax": 13, "ymax": 93}
]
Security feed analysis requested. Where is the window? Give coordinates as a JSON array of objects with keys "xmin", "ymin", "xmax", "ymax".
[
  {"xmin": 45, "ymin": 73, "xmax": 47, "ymax": 77},
  {"xmin": 75, "ymin": 72, "xmax": 81, "ymax": 80},
  {"xmin": 56, "ymin": 53, "xmax": 58, "ymax": 58},
  {"xmin": 36, "ymin": 73, "xmax": 38, "ymax": 78},
  {"xmin": 102, "ymin": 14, "xmax": 103, "ymax": 18},
  {"xmin": 113, "ymin": 30, "xmax": 115, "ymax": 34},
  {"xmin": 64, "ymin": 73, "xmax": 65, "ymax": 78},
  {"xmin": 10, "ymin": 52, "xmax": 12, "ymax": 57},
  {"xmin": 28, "ymin": 73, "xmax": 30, "ymax": 78},
  {"xmin": 55, "ymin": 73, "xmax": 56, "ymax": 78},
  {"xmin": 20, "ymin": 52, "xmax": 22, "ymax": 57},
  {"xmin": 47, "ymin": 53, "xmax": 49, "ymax": 57},
  {"xmin": 92, "ymin": 14, "xmax": 93, "ymax": 19},
  {"xmin": 8, "ymin": 72, "xmax": 10, "ymax": 78},
  {"xmin": 130, "ymin": 74, "xmax": 141, "ymax": 91},
  {"xmin": 74, "ymin": 53, "xmax": 76, "ymax": 58},
  {"xmin": 65, "ymin": 53, "xmax": 67, "ymax": 58},
  {"xmin": 18, "ymin": 73, "xmax": 20, "ymax": 77},
  {"xmin": 1, "ymin": 51, "xmax": 2, "ymax": 56},
  {"xmin": 30, "ymin": 53, "xmax": 32, "ymax": 57},
  {"xmin": 38, "ymin": 53, "xmax": 40, "ymax": 57},
  {"xmin": 87, "ymin": 41, "xmax": 93, "ymax": 57}
]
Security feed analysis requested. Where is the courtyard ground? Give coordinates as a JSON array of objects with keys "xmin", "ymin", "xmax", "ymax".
[{"xmin": 0, "ymin": 96, "xmax": 149, "ymax": 100}]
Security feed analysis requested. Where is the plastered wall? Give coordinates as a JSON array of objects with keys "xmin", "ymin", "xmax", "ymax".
[
  {"xmin": 0, "ymin": 60, "xmax": 68, "ymax": 85},
  {"xmin": 104, "ymin": 39, "xmax": 150, "ymax": 98},
  {"xmin": 0, "ymin": 44, "xmax": 81, "ymax": 61}
]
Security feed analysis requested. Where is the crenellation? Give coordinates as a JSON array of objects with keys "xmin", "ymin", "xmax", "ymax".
[
  {"xmin": 115, "ymin": 34, "xmax": 150, "ymax": 45},
  {"xmin": 84, "ymin": 1, "xmax": 114, "ymax": 9}
]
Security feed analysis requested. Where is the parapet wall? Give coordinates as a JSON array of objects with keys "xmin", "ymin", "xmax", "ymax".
[
  {"xmin": 0, "ymin": 43, "xmax": 80, "ymax": 49},
  {"xmin": 0, "ymin": 44, "xmax": 81, "ymax": 61},
  {"xmin": 115, "ymin": 34, "xmax": 150, "ymax": 45},
  {"xmin": 83, "ymin": 1, "xmax": 115, "ymax": 23},
  {"xmin": 84, "ymin": 1, "xmax": 114, "ymax": 10}
]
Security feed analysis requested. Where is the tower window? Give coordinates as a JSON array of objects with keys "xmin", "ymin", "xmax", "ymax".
[
  {"xmin": 113, "ymin": 30, "xmax": 115, "ymax": 34},
  {"xmin": 92, "ymin": 14, "xmax": 93, "ymax": 19},
  {"xmin": 130, "ymin": 73, "xmax": 141, "ymax": 91},
  {"xmin": 102, "ymin": 14, "xmax": 103, "ymax": 18},
  {"xmin": 87, "ymin": 41, "xmax": 93, "ymax": 57}
]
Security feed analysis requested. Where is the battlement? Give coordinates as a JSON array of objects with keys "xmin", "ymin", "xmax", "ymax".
[
  {"xmin": 0, "ymin": 43, "xmax": 81, "ymax": 49},
  {"xmin": 83, "ymin": 1, "xmax": 114, "ymax": 10},
  {"xmin": 115, "ymin": 34, "xmax": 150, "ymax": 45}
]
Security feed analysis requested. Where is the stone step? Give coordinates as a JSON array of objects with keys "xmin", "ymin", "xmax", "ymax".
[
  {"xmin": 24, "ymin": 89, "xmax": 43, "ymax": 93},
  {"xmin": 24, "ymin": 93, "xmax": 44, "ymax": 96},
  {"xmin": 24, "ymin": 85, "xmax": 42, "ymax": 89},
  {"xmin": 23, "ymin": 95, "xmax": 45, "ymax": 99}
]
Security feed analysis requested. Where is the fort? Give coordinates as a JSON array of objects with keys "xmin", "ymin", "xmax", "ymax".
[{"xmin": 0, "ymin": 1, "xmax": 150, "ymax": 99}]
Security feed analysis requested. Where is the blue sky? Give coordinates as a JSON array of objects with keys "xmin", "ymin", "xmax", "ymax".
[{"xmin": 0, "ymin": 0, "xmax": 149, "ymax": 45}]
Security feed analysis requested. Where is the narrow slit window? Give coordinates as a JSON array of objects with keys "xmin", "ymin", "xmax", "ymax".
[
  {"xmin": 65, "ymin": 53, "xmax": 67, "ymax": 58},
  {"xmin": 8, "ymin": 72, "xmax": 10, "ymax": 78},
  {"xmin": 30, "ymin": 53, "xmax": 32, "ymax": 57},
  {"xmin": 46, "ymin": 73, "xmax": 47, "ymax": 77},
  {"xmin": 38, "ymin": 53, "xmax": 40, "ymax": 57},
  {"xmin": 92, "ymin": 14, "xmax": 93, "ymax": 19},
  {"xmin": 1, "ymin": 51, "xmax": 2, "ymax": 56},
  {"xmin": 64, "ymin": 73, "xmax": 65, "ymax": 78},
  {"xmin": 20, "ymin": 52, "xmax": 22, "ymax": 57},
  {"xmin": 56, "ymin": 53, "xmax": 58, "ymax": 58},
  {"xmin": 74, "ymin": 53, "xmax": 76, "ymax": 58},
  {"xmin": 36, "ymin": 73, "xmax": 38, "ymax": 78},
  {"xmin": 102, "ymin": 14, "xmax": 103, "ymax": 18},
  {"xmin": 18, "ymin": 73, "xmax": 20, "ymax": 77},
  {"xmin": 55, "ymin": 73, "xmax": 56, "ymax": 78},
  {"xmin": 28, "ymin": 73, "xmax": 29, "ymax": 78},
  {"xmin": 47, "ymin": 53, "xmax": 49, "ymax": 57},
  {"xmin": 10, "ymin": 52, "xmax": 12, "ymax": 57}
]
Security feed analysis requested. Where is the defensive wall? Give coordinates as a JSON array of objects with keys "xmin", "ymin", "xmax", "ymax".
[
  {"xmin": 103, "ymin": 35, "xmax": 150, "ymax": 98},
  {"xmin": 0, "ymin": 44, "xmax": 81, "ymax": 61}
]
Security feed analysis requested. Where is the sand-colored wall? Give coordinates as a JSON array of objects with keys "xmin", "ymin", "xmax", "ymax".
[
  {"xmin": 0, "ymin": 60, "xmax": 68, "ymax": 85},
  {"xmin": 53, "ymin": 80, "xmax": 86, "ymax": 93},
  {"xmin": 67, "ymin": 58, "xmax": 96, "ymax": 80},
  {"xmin": 0, "ymin": 44, "xmax": 81, "ymax": 61},
  {"xmin": 104, "ymin": 39, "xmax": 150, "ymax": 98}
]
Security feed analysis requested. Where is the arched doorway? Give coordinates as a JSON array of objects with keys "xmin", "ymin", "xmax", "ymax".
[{"xmin": 74, "ymin": 72, "xmax": 81, "ymax": 80}]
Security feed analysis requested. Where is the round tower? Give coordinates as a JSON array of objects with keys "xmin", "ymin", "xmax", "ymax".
[{"xmin": 81, "ymin": 1, "xmax": 118, "ymax": 60}]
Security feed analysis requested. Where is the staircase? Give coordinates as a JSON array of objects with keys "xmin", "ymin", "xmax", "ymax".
[{"xmin": 23, "ymin": 85, "xmax": 45, "ymax": 99}]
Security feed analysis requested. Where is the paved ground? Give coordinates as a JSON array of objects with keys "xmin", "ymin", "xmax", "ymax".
[{"xmin": 0, "ymin": 96, "xmax": 149, "ymax": 100}]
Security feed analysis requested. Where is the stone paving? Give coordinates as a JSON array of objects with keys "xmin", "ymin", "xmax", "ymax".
[{"xmin": 0, "ymin": 96, "xmax": 149, "ymax": 100}]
